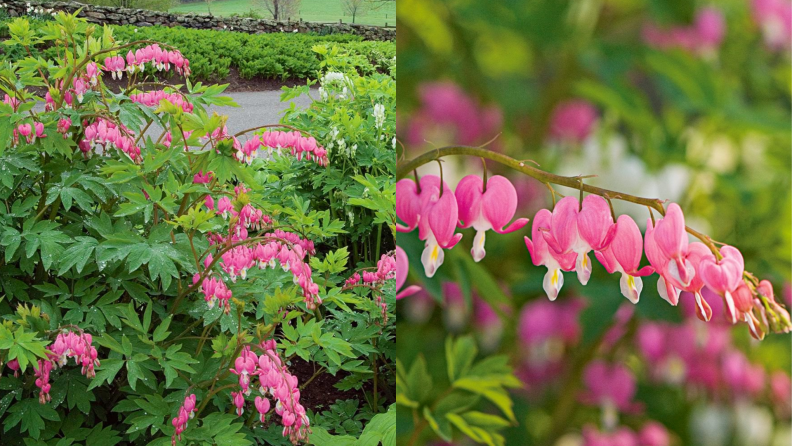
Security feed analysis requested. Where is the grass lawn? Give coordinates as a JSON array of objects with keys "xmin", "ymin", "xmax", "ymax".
[{"xmin": 170, "ymin": 0, "xmax": 396, "ymax": 26}]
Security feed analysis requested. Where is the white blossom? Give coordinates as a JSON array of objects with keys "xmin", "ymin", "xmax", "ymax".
[{"xmin": 373, "ymin": 103, "xmax": 385, "ymax": 129}]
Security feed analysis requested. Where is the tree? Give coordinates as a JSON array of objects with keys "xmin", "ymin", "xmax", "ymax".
[
  {"xmin": 341, "ymin": 0, "xmax": 367, "ymax": 24},
  {"xmin": 256, "ymin": 0, "xmax": 301, "ymax": 21}
]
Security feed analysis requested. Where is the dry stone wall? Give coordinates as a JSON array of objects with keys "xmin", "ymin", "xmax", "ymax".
[{"xmin": 1, "ymin": 0, "xmax": 395, "ymax": 40}]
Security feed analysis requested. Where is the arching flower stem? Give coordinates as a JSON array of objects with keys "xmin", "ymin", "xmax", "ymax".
[{"xmin": 397, "ymin": 146, "xmax": 719, "ymax": 255}]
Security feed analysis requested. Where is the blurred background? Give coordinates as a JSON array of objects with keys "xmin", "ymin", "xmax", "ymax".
[{"xmin": 395, "ymin": 0, "xmax": 792, "ymax": 445}]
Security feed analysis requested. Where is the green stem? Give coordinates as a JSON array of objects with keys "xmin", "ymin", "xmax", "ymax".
[
  {"xmin": 397, "ymin": 146, "xmax": 665, "ymax": 212},
  {"xmin": 375, "ymin": 223, "xmax": 382, "ymax": 261},
  {"xmin": 398, "ymin": 146, "xmax": 722, "ymax": 255}
]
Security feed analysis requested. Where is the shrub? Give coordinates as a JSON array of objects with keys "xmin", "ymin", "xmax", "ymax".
[{"xmin": 0, "ymin": 11, "xmax": 395, "ymax": 445}]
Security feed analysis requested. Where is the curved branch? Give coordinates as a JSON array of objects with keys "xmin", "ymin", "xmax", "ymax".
[
  {"xmin": 397, "ymin": 146, "xmax": 722, "ymax": 254},
  {"xmin": 397, "ymin": 146, "xmax": 666, "ymax": 213}
]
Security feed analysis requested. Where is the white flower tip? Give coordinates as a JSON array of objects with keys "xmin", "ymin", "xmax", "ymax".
[
  {"xmin": 543, "ymin": 268, "xmax": 564, "ymax": 301},
  {"xmin": 620, "ymin": 274, "xmax": 642, "ymax": 304},
  {"xmin": 575, "ymin": 253, "xmax": 592, "ymax": 285},
  {"xmin": 471, "ymin": 230, "xmax": 486, "ymax": 263}
]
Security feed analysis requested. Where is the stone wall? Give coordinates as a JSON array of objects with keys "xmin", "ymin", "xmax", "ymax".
[{"xmin": 1, "ymin": 0, "xmax": 395, "ymax": 41}]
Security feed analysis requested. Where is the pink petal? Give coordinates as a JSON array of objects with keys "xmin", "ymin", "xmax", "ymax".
[
  {"xmin": 610, "ymin": 215, "xmax": 644, "ymax": 274},
  {"xmin": 542, "ymin": 196, "xmax": 579, "ymax": 254},
  {"xmin": 654, "ymin": 203, "xmax": 689, "ymax": 263},
  {"xmin": 454, "ymin": 175, "xmax": 483, "ymax": 229},
  {"xmin": 482, "ymin": 175, "xmax": 528, "ymax": 234},
  {"xmin": 396, "ymin": 179, "xmax": 421, "ymax": 232},
  {"xmin": 577, "ymin": 195, "xmax": 615, "ymax": 251},
  {"xmin": 395, "ymin": 246, "xmax": 409, "ymax": 291},
  {"xmin": 425, "ymin": 189, "xmax": 462, "ymax": 249}
]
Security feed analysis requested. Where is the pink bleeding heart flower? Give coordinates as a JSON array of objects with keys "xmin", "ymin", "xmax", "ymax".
[
  {"xmin": 396, "ymin": 178, "xmax": 423, "ymax": 232},
  {"xmin": 752, "ymin": 0, "xmax": 792, "ymax": 51},
  {"xmin": 541, "ymin": 196, "xmax": 596, "ymax": 285},
  {"xmin": 698, "ymin": 245, "xmax": 745, "ymax": 324},
  {"xmin": 731, "ymin": 282, "xmax": 765, "ymax": 340},
  {"xmin": 572, "ymin": 195, "xmax": 618, "ymax": 284},
  {"xmin": 582, "ymin": 359, "xmax": 637, "ymax": 413},
  {"xmin": 395, "ymin": 246, "xmax": 421, "ymax": 300},
  {"xmin": 548, "ymin": 100, "xmax": 598, "ymax": 144},
  {"xmin": 639, "ymin": 422, "xmax": 670, "ymax": 446},
  {"xmin": 582, "ymin": 425, "xmax": 638, "ymax": 446},
  {"xmin": 525, "ymin": 209, "xmax": 576, "ymax": 301},
  {"xmin": 455, "ymin": 174, "xmax": 529, "ymax": 262},
  {"xmin": 644, "ymin": 217, "xmax": 683, "ymax": 306},
  {"xmin": 254, "ymin": 396, "xmax": 271, "ymax": 423},
  {"xmin": 17, "ymin": 123, "xmax": 31, "ymax": 138},
  {"xmin": 577, "ymin": 195, "xmax": 617, "ymax": 252},
  {"xmin": 231, "ymin": 391, "xmax": 245, "ymax": 416},
  {"xmin": 595, "ymin": 215, "xmax": 654, "ymax": 303},
  {"xmin": 677, "ymin": 242, "xmax": 716, "ymax": 322},
  {"xmin": 417, "ymin": 175, "xmax": 463, "ymax": 278},
  {"xmin": 34, "ymin": 122, "xmax": 46, "ymax": 138},
  {"xmin": 652, "ymin": 204, "xmax": 694, "ymax": 286},
  {"xmin": 695, "ymin": 7, "xmax": 726, "ymax": 52}
]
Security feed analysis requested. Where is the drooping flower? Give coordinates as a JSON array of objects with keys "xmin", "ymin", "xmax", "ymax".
[
  {"xmin": 231, "ymin": 391, "xmax": 245, "ymax": 416},
  {"xmin": 644, "ymin": 205, "xmax": 700, "ymax": 307},
  {"xmin": 443, "ymin": 282, "xmax": 468, "ymax": 332},
  {"xmin": 639, "ymin": 422, "xmax": 670, "ymax": 446},
  {"xmin": 171, "ymin": 394, "xmax": 197, "ymax": 445},
  {"xmin": 652, "ymin": 203, "xmax": 693, "ymax": 286},
  {"xmin": 752, "ymin": 0, "xmax": 792, "ymax": 51},
  {"xmin": 642, "ymin": 7, "xmax": 726, "ymax": 55},
  {"xmin": 254, "ymin": 396, "xmax": 271, "ymax": 423},
  {"xmin": 581, "ymin": 360, "xmax": 637, "ymax": 414},
  {"xmin": 676, "ymin": 243, "xmax": 716, "ymax": 321},
  {"xmin": 524, "ymin": 209, "xmax": 576, "ymax": 300},
  {"xmin": 698, "ymin": 245, "xmax": 745, "ymax": 324},
  {"xmin": 417, "ymin": 175, "xmax": 463, "ymax": 278},
  {"xmin": 594, "ymin": 215, "xmax": 654, "ymax": 303},
  {"xmin": 548, "ymin": 100, "xmax": 598, "ymax": 143},
  {"xmin": 577, "ymin": 195, "xmax": 617, "ymax": 252},
  {"xmin": 396, "ymin": 178, "xmax": 423, "ymax": 233},
  {"xmin": 395, "ymin": 246, "xmax": 421, "ymax": 299},
  {"xmin": 582, "ymin": 424, "xmax": 638, "ymax": 446},
  {"xmin": 455, "ymin": 174, "xmax": 529, "ymax": 262},
  {"xmin": 539, "ymin": 196, "xmax": 598, "ymax": 285},
  {"xmin": 406, "ymin": 82, "xmax": 502, "ymax": 147},
  {"xmin": 731, "ymin": 283, "xmax": 764, "ymax": 340},
  {"xmin": 516, "ymin": 298, "xmax": 583, "ymax": 389}
]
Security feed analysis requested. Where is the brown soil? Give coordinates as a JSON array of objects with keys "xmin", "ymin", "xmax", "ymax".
[
  {"xmin": 289, "ymin": 358, "xmax": 373, "ymax": 412},
  {"xmin": 99, "ymin": 67, "xmax": 308, "ymax": 93}
]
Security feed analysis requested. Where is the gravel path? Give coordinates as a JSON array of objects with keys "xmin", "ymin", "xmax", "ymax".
[
  {"xmin": 32, "ymin": 89, "xmax": 315, "ymax": 136},
  {"xmin": 208, "ymin": 89, "xmax": 315, "ymax": 134}
]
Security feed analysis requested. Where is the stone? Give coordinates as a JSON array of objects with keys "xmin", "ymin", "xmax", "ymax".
[{"xmin": 3, "ymin": 0, "xmax": 395, "ymax": 40}]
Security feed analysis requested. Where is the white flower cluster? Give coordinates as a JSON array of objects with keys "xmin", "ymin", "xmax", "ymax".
[
  {"xmin": 325, "ymin": 126, "xmax": 358, "ymax": 158},
  {"xmin": 373, "ymin": 103, "xmax": 385, "ymax": 129},
  {"xmin": 23, "ymin": 3, "xmax": 54, "ymax": 15},
  {"xmin": 318, "ymin": 71, "xmax": 350, "ymax": 101}
]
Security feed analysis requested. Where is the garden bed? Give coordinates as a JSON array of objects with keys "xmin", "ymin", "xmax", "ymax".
[{"xmin": 0, "ymin": 15, "xmax": 395, "ymax": 84}]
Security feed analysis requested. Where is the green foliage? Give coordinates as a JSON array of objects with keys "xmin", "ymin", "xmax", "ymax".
[
  {"xmin": 277, "ymin": 44, "xmax": 396, "ymax": 266},
  {"xmin": 0, "ymin": 11, "xmax": 394, "ymax": 445},
  {"xmin": 310, "ymin": 403, "xmax": 396, "ymax": 446},
  {"xmin": 0, "ymin": 16, "xmax": 394, "ymax": 82},
  {"xmin": 397, "ymin": 335, "xmax": 520, "ymax": 446}
]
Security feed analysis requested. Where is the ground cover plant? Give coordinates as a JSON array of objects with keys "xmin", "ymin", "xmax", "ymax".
[
  {"xmin": 0, "ymin": 10, "xmax": 395, "ymax": 83},
  {"xmin": 396, "ymin": 0, "xmax": 791, "ymax": 445},
  {"xmin": 0, "ymin": 10, "xmax": 395, "ymax": 445}
]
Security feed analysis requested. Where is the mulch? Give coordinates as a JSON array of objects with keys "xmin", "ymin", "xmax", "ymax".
[{"xmin": 289, "ymin": 357, "xmax": 374, "ymax": 413}]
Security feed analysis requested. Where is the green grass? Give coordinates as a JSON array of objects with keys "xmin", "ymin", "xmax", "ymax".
[{"xmin": 170, "ymin": 0, "xmax": 396, "ymax": 27}]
